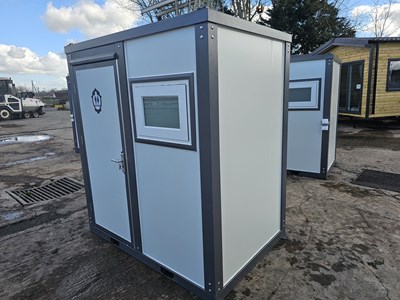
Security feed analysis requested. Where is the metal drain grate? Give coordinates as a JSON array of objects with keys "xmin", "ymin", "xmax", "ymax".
[
  {"xmin": 353, "ymin": 169, "xmax": 400, "ymax": 193},
  {"xmin": 7, "ymin": 177, "xmax": 84, "ymax": 206}
]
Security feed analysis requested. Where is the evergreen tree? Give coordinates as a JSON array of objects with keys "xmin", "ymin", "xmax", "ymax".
[{"xmin": 260, "ymin": 0, "xmax": 356, "ymax": 54}]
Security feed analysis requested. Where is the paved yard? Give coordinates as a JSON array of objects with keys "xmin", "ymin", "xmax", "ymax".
[{"xmin": 0, "ymin": 110, "xmax": 399, "ymax": 299}]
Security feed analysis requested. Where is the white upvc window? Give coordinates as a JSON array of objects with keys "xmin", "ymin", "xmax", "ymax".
[
  {"xmin": 132, "ymin": 79, "xmax": 192, "ymax": 146},
  {"xmin": 289, "ymin": 79, "xmax": 320, "ymax": 110}
]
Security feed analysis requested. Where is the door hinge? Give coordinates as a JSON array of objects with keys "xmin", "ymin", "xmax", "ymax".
[{"xmin": 322, "ymin": 119, "xmax": 330, "ymax": 131}]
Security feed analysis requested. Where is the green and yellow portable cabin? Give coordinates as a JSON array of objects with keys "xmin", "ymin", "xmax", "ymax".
[{"xmin": 313, "ymin": 37, "xmax": 400, "ymax": 118}]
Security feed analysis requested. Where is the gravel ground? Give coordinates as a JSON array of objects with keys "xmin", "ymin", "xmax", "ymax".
[{"xmin": 0, "ymin": 110, "xmax": 399, "ymax": 300}]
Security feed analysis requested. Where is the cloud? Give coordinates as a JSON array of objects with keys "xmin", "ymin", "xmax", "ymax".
[
  {"xmin": 0, "ymin": 44, "xmax": 68, "ymax": 89},
  {"xmin": 352, "ymin": 2, "xmax": 400, "ymax": 36},
  {"xmin": 43, "ymin": 0, "xmax": 139, "ymax": 39},
  {"xmin": 0, "ymin": 45, "xmax": 67, "ymax": 75},
  {"xmin": 0, "ymin": 1, "xmax": 140, "ymax": 91},
  {"xmin": 7, "ymin": 46, "xmax": 26, "ymax": 59}
]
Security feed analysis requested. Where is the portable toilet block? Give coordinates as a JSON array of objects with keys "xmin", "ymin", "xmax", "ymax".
[
  {"xmin": 287, "ymin": 54, "xmax": 341, "ymax": 179},
  {"xmin": 65, "ymin": 8, "xmax": 290, "ymax": 299}
]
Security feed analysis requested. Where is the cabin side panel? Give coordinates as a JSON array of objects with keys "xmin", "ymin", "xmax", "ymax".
[
  {"xmin": 217, "ymin": 26, "xmax": 285, "ymax": 286},
  {"xmin": 372, "ymin": 42, "xmax": 400, "ymax": 117},
  {"xmin": 328, "ymin": 60, "xmax": 340, "ymax": 170}
]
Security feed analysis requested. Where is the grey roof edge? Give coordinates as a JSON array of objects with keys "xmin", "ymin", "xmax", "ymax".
[
  {"xmin": 312, "ymin": 38, "xmax": 370, "ymax": 55},
  {"xmin": 65, "ymin": 8, "xmax": 291, "ymax": 54},
  {"xmin": 65, "ymin": 8, "xmax": 208, "ymax": 54},
  {"xmin": 291, "ymin": 54, "xmax": 342, "ymax": 64},
  {"xmin": 312, "ymin": 36, "xmax": 400, "ymax": 55},
  {"xmin": 207, "ymin": 9, "xmax": 291, "ymax": 43}
]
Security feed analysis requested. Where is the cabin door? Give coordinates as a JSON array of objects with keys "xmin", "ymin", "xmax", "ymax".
[
  {"xmin": 72, "ymin": 53, "xmax": 133, "ymax": 244},
  {"xmin": 339, "ymin": 61, "xmax": 364, "ymax": 114},
  {"xmin": 287, "ymin": 78, "xmax": 323, "ymax": 174}
]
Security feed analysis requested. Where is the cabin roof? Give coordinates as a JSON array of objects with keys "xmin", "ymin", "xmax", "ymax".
[
  {"xmin": 65, "ymin": 8, "xmax": 291, "ymax": 54},
  {"xmin": 312, "ymin": 37, "xmax": 400, "ymax": 55}
]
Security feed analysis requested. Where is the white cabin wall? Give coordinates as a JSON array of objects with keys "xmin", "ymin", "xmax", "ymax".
[
  {"xmin": 217, "ymin": 26, "xmax": 285, "ymax": 286},
  {"xmin": 124, "ymin": 27, "xmax": 204, "ymax": 288}
]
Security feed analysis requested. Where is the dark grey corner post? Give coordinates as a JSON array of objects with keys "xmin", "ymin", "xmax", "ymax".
[
  {"xmin": 320, "ymin": 57, "xmax": 334, "ymax": 179},
  {"xmin": 365, "ymin": 45, "xmax": 374, "ymax": 118},
  {"xmin": 195, "ymin": 21, "xmax": 224, "ymax": 299},
  {"xmin": 281, "ymin": 41, "xmax": 290, "ymax": 238}
]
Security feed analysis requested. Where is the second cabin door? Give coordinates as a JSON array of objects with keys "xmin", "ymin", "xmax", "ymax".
[{"xmin": 287, "ymin": 78, "xmax": 324, "ymax": 173}]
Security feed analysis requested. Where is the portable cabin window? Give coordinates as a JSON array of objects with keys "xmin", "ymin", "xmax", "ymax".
[
  {"xmin": 387, "ymin": 59, "xmax": 400, "ymax": 91},
  {"xmin": 288, "ymin": 79, "xmax": 320, "ymax": 110},
  {"xmin": 143, "ymin": 96, "xmax": 180, "ymax": 129},
  {"xmin": 132, "ymin": 78, "xmax": 194, "ymax": 148}
]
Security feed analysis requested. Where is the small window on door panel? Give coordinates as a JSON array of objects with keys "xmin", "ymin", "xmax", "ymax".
[
  {"xmin": 289, "ymin": 87, "xmax": 312, "ymax": 103},
  {"xmin": 289, "ymin": 79, "xmax": 320, "ymax": 110}
]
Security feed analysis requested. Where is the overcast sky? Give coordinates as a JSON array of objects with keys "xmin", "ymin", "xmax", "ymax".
[{"xmin": 0, "ymin": 0, "xmax": 399, "ymax": 91}]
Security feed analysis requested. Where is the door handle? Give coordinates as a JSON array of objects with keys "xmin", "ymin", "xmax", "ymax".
[{"xmin": 111, "ymin": 151, "xmax": 126, "ymax": 174}]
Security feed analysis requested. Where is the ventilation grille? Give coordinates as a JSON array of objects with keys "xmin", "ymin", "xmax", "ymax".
[
  {"xmin": 7, "ymin": 177, "xmax": 84, "ymax": 206},
  {"xmin": 353, "ymin": 169, "xmax": 400, "ymax": 193}
]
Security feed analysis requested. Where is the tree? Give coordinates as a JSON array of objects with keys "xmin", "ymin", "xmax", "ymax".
[
  {"xmin": 116, "ymin": 0, "xmax": 270, "ymax": 23},
  {"xmin": 14, "ymin": 86, "xmax": 28, "ymax": 94},
  {"xmin": 116, "ymin": 0, "xmax": 226, "ymax": 23},
  {"xmin": 228, "ymin": 0, "xmax": 270, "ymax": 21},
  {"xmin": 351, "ymin": 0, "xmax": 400, "ymax": 37},
  {"xmin": 262, "ymin": 0, "xmax": 356, "ymax": 54}
]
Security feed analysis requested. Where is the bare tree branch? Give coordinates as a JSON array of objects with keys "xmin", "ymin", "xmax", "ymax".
[
  {"xmin": 351, "ymin": 0, "xmax": 400, "ymax": 37},
  {"xmin": 116, "ymin": 0, "xmax": 271, "ymax": 23}
]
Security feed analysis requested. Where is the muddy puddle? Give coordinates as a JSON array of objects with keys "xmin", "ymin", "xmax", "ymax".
[
  {"xmin": 1, "ymin": 211, "xmax": 24, "ymax": 222},
  {"xmin": 3, "ymin": 153, "xmax": 56, "ymax": 167},
  {"xmin": 0, "ymin": 135, "xmax": 51, "ymax": 145}
]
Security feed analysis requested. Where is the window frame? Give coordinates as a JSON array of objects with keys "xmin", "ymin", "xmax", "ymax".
[
  {"xmin": 339, "ymin": 60, "xmax": 364, "ymax": 115},
  {"xmin": 386, "ymin": 58, "xmax": 400, "ymax": 92},
  {"xmin": 288, "ymin": 78, "xmax": 321, "ymax": 111},
  {"xmin": 130, "ymin": 73, "xmax": 196, "ymax": 151}
]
